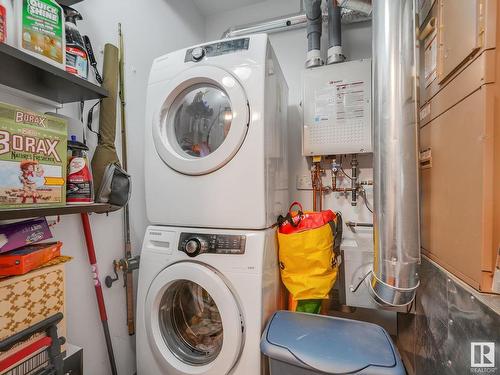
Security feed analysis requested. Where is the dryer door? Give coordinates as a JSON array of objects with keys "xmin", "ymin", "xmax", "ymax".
[
  {"xmin": 153, "ymin": 66, "xmax": 249, "ymax": 175},
  {"xmin": 145, "ymin": 262, "xmax": 244, "ymax": 375}
]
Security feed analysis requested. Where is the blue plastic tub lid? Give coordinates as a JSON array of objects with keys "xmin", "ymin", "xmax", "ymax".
[{"xmin": 261, "ymin": 311, "xmax": 400, "ymax": 374}]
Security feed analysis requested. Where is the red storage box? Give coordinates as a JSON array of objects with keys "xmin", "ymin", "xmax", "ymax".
[{"xmin": 0, "ymin": 242, "xmax": 62, "ymax": 276}]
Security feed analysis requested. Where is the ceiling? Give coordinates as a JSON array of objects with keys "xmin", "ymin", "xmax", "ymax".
[{"xmin": 193, "ymin": 0, "xmax": 263, "ymax": 16}]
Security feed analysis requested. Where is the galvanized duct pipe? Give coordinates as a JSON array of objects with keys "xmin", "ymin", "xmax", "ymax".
[
  {"xmin": 221, "ymin": 9, "xmax": 370, "ymax": 39},
  {"xmin": 304, "ymin": 0, "xmax": 323, "ymax": 68},
  {"xmin": 221, "ymin": 12, "xmax": 308, "ymax": 39},
  {"xmin": 369, "ymin": 0, "xmax": 420, "ymax": 307},
  {"xmin": 338, "ymin": 0, "xmax": 372, "ymax": 15},
  {"xmin": 327, "ymin": 0, "xmax": 344, "ymax": 64}
]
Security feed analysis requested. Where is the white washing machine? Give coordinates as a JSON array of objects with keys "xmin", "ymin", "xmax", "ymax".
[
  {"xmin": 136, "ymin": 225, "xmax": 280, "ymax": 375},
  {"xmin": 144, "ymin": 34, "xmax": 289, "ymax": 229}
]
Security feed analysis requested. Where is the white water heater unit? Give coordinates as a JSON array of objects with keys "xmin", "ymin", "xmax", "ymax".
[{"xmin": 302, "ymin": 59, "xmax": 372, "ymax": 156}]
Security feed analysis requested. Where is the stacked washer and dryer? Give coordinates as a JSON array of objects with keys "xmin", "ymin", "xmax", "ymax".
[{"xmin": 137, "ymin": 34, "xmax": 289, "ymax": 375}]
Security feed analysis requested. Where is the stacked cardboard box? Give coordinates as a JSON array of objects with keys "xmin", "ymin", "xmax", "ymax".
[{"xmin": 418, "ymin": 0, "xmax": 500, "ymax": 293}]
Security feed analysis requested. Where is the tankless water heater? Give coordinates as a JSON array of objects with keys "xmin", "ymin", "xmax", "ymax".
[{"xmin": 302, "ymin": 59, "xmax": 372, "ymax": 156}]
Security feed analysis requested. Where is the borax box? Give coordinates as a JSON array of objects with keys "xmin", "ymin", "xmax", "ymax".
[{"xmin": 0, "ymin": 103, "xmax": 67, "ymax": 208}]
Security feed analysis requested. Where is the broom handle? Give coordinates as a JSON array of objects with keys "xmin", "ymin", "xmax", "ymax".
[
  {"xmin": 118, "ymin": 23, "xmax": 135, "ymax": 336},
  {"xmin": 80, "ymin": 213, "xmax": 118, "ymax": 375}
]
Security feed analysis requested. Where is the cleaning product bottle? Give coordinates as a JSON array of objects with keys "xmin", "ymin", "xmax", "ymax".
[
  {"xmin": 0, "ymin": 0, "xmax": 14, "ymax": 45},
  {"xmin": 62, "ymin": 5, "xmax": 88, "ymax": 79},
  {"xmin": 14, "ymin": 0, "xmax": 65, "ymax": 69},
  {"xmin": 67, "ymin": 135, "xmax": 93, "ymax": 204}
]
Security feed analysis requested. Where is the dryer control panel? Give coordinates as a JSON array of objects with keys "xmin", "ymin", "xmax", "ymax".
[
  {"xmin": 185, "ymin": 38, "xmax": 250, "ymax": 62},
  {"xmin": 178, "ymin": 232, "xmax": 246, "ymax": 257}
]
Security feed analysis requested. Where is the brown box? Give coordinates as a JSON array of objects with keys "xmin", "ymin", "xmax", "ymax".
[
  {"xmin": 418, "ymin": 0, "xmax": 500, "ymax": 293},
  {"xmin": 0, "ymin": 261, "xmax": 67, "ymax": 342},
  {"xmin": 418, "ymin": 0, "xmax": 497, "ymax": 105}
]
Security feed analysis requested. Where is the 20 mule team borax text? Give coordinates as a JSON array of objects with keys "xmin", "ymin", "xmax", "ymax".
[{"xmin": 0, "ymin": 102, "xmax": 67, "ymax": 208}]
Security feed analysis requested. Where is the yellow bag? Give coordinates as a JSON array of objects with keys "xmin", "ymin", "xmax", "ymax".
[{"xmin": 277, "ymin": 202, "xmax": 342, "ymax": 301}]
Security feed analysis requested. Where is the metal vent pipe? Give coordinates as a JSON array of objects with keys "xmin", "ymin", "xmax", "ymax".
[
  {"xmin": 368, "ymin": 0, "xmax": 421, "ymax": 307},
  {"xmin": 338, "ymin": 0, "xmax": 372, "ymax": 16},
  {"xmin": 222, "ymin": 12, "xmax": 309, "ymax": 39},
  {"xmin": 221, "ymin": 8, "xmax": 371, "ymax": 40}
]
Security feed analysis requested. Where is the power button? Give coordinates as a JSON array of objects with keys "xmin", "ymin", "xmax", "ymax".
[{"xmin": 185, "ymin": 239, "xmax": 201, "ymax": 256}]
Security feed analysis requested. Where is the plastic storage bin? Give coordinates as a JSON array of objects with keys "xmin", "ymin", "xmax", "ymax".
[{"xmin": 261, "ymin": 311, "xmax": 406, "ymax": 375}]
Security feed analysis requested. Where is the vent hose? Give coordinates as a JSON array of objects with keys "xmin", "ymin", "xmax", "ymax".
[
  {"xmin": 327, "ymin": 0, "xmax": 344, "ymax": 64},
  {"xmin": 304, "ymin": 0, "xmax": 323, "ymax": 68}
]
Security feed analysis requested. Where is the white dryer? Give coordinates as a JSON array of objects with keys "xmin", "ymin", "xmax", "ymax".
[
  {"xmin": 144, "ymin": 34, "xmax": 288, "ymax": 229},
  {"xmin": 136, "ymin": 225, "xmax": 280, "ymax": 375}
]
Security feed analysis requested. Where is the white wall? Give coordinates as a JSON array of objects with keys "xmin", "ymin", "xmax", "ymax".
[
  {"xmin": 205, "ymin": 0, "xmax": 374, "ymax": 240},
  {"xmin": 0, "ymin": 1, "xmax": 205, "ymax": 374}
]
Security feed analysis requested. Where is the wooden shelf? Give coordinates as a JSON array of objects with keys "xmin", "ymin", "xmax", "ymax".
[
  {"xmin": 56, "ymin": 0, "xmax": 84, "ymax": 7},
  {"xmin": 0, "ymin": 203, "xmax": 120, "ymax": 220},
  {"xmin": 0, "ymin": 43, "xmax": 107, "ymax": 104}
]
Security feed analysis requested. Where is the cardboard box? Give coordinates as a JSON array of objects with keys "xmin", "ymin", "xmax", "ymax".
[
  {"xmin": 0, "ymin": 102, "xmax": 67, "ymax": 208},
  {"xmin": 0, "ymin": 242, "xmax": 62, "ymax": 276},
  {"xmin": 0, "ymin": 257, "xmax": 70, "ymax": 373},
  {"xmin": 0, "ymin": 258, "xmax": 69, "ymax": 342},
  {"xmin": 0, "ymin": 217, "xmax": 53, "ymax": 254},
  {"xmin": 418, "ymin": 0, "xmax": 500, "ymax": 293}
]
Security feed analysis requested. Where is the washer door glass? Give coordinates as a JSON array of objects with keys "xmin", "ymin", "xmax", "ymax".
[
  {"xmin": 159, "ymin": 280, "xmax": 223, "ymax": 365},
  {"xmin": 145, "ymin": 262, "xmax": 244, "ymax": 374},
  {"xmin": 171, "ymin": 84, "xmax": 233, "ymax": 158}
]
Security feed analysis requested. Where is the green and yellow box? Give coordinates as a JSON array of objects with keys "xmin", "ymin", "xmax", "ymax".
[{"xmin": 0, "ymin": 103, "xmax": 67, "ymax": 208}]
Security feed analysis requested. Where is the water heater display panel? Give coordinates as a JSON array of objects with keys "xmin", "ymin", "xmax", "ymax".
[{"xmin": 303, "ymin": 59, "xmax": 372, "ymax": 156}]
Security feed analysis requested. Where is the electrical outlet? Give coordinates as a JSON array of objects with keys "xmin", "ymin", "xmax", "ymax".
[{"xmin": 296, "ymin": 174, "xmax": 313, "ymax": 190}]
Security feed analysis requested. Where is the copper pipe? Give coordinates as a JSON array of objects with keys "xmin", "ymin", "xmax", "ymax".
[
  {"xmin": 318, "ymin": 163, "xmax": 323, "ymax": 211},
  {"xmin": 311, "ymin": 167, "xmax": 317, "ymax": 211},
  {"xmin": 311, "ymin": 161, "xmax": 324, "ymax": 211}
]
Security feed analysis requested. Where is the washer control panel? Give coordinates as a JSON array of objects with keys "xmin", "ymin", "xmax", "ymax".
[
  {"xmin": 178, "ymin": 232, "xmax": 246, "ymax": 257},
  {"xmin": 185, "ymin": 38, "xmax": 250, "ymax": 62}
]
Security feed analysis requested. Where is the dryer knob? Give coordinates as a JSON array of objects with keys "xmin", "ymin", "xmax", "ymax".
[
  {"xmin": 191, "ymin": 47, "xmax": 205, "ymax": 61},
  {"xmin": 185, "ymin": 239, "xmax": 201, "ymax": 256}
]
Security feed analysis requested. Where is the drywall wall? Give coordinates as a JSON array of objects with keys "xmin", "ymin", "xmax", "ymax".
[
  {"xmin": 0, "ymin": 1, "xmax": 205, "ymax": 374},
  {"xmin": 205, "ymin": 0, "xmax": 373, "ymax": 238}
]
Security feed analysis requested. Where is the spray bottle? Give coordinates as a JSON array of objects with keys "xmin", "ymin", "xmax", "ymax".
[
  {"xmin": 67, "ymin": 135, "xmax": 93, "ymax": 204},
  {"xmin": 62, "ymin": 5, "xmax": 88, "ymax": 79}
]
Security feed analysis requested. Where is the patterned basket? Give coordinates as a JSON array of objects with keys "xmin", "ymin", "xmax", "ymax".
[{"xmin": 0, "ymin": 257, "xmax": 71, "ymax": 343}]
